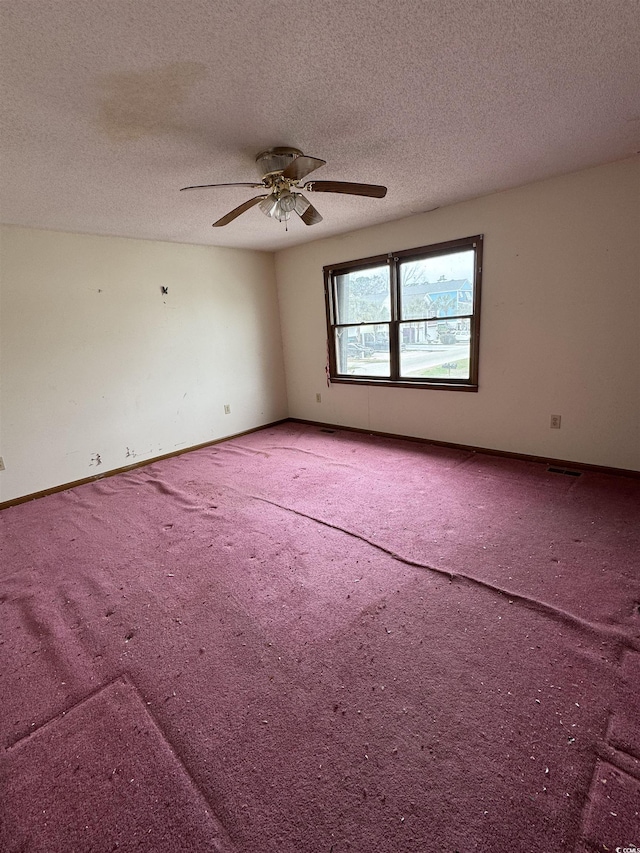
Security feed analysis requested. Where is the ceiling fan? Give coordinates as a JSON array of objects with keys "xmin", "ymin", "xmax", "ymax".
[{"xmin": 180, "ymin": 147, "xmax": 387, "ymax": 228}]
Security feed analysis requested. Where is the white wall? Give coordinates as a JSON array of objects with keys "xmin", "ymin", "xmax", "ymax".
[
  {"xmin": 1, "ymin": 158, "xmax": 638, "ymax": 503},
  {"xmin": 275, "ymin": 157, "xmax": 640, "ymax": 471},
  {"xmin": 0, "ymin": 227, "xmax": 287, "ymax": 502}
]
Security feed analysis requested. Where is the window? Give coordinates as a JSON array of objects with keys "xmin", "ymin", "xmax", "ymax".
[{"xmin": 324, "ymin": 235, "xmax": 483, "ymax": 390}]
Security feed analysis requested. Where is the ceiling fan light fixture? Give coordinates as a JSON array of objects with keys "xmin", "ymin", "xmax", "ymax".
[
  {"xmin": 293, "ymin": 194, "xmax": 310, "ymax": 216},
  {"xmin": 275, "ymin": 192, "xmax": 296, "ymax": 221},
  {"xmin": 260, "ymin": 190, "xmax": 298, "ymax": 223},
  {"xmin": 259, "ymin": 195, "xmax": 279, "ymax": 218},
  {"xmin": 273, "ymin": 205, "xmax": 291, "ymax": 223}
]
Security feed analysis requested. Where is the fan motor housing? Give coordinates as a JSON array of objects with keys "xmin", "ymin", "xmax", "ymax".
[{"xmin": 256, "ymin": 147, "xmax": 303, "ymax": 179}]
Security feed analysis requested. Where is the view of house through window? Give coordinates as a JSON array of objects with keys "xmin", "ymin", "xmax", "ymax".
[{"xmin": 325, "ymin": 235, "xmax": 483, "ymax": 389}]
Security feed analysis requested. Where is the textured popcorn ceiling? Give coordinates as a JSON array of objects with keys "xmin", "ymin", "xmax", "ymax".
[{"xmin": 1, "ymin": 0, "xmax": 639, "ymax": 252}]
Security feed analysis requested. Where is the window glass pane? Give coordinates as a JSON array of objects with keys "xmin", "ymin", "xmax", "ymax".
[
  {"xmin": 335, "ymin": 325, "xmax": 391, "ymax": 377},
  {"xmin": 399, "ymin": 321, "xmax": 470, "ymax": 379},
  {"xmin": 326, "ymin": 235, "xmax": 481, "ymax": 388},
  {"xmin": 400, "ymin": 249, "xmax": 475, "ymax": 320},
  {"xmin": 335, "ymin": 265, "xmax": 391, "ymax": 324}
]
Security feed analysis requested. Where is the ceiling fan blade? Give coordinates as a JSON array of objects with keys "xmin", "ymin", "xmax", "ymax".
[
  {"xmin": 281, "ymin": 155, "xmax": 326, "ymax": 181},
  {"xmin": 295, "ymin": 194, "xmax": 323, "ymax": 226},
  {"xmin": 212, "ymin": 195, "xmax": 268, "ymax": 227},
  {"xmin": 304, "ymin": 180, "xmax": 387, "ymax": 198},
  {"xmin": 181, "ymin": 182, "xmax": 264, "ymax": 191}
]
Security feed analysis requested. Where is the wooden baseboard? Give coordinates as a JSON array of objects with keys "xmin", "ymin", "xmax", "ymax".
[
  {"xmin": 2, "ymin": 416, "xmax": 637, "ymax": 511},
  {"xmin": 0, "ymin": 419, "xmax": 288, "ymax": 511},
  {"xmin": 287, "ymin": 417, "xmax": 640, "ymax": 479}
]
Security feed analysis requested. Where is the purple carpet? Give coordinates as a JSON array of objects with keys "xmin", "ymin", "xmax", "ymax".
[
  {"xmin": 1, "ymin": 422, "xmax": 639, "ymax": 852},
  {"xmin": 1, "ymin": 676, "xmax": 234, "ymax": 852}
]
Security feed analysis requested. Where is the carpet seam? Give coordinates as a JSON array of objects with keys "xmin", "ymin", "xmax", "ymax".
[
  {"xmin": 574, "ymin": 751, "xmax": 606, "ymax": 853},
  {"xmin": 249, "ymin": 493, "xmax": 640, "ymax": 656},
  {"xmin": 121, "ymin": 672, "xmax": 238, "ymax": 853},
  {"xmin": 598, "ymin": 738, "xmax": 640, "ymax": 783},
  {"xmin": 2, "ymin": 672, "xmax": 236, "ymax": 853},
  {"xmin": 4, "ymin": 673, "xmax": 130, "ymax": 751}
]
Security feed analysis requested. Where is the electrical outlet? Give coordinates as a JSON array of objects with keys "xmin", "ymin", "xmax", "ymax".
[
  {"xmin": 316, "ymin": 393, "xmax": 322, "ymax": 403},
  {"xmin": 0, "ymin": 456, "xmax": 5, "ymax": 471},
  {"xmin": 550, "ymin": 414, "xmax": 561, "ymax": 429},
  {"xmin": 224, "ymin": 404, "xmax": 231, "ymax": 415}
]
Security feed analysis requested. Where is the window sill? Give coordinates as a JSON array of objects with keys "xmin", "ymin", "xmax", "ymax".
[{"xmin": 329, "ymin": 377, "xmax": 479, "ymax": 391}]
